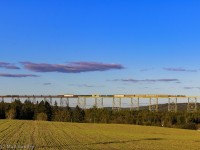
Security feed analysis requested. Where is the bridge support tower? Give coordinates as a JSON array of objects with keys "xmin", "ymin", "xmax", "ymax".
[
  {"xmin": 149, "ymin": 98, "xmax": 158, "ymax": 112},
  {"xmin": 60, "ymin": 97, "xmax": 69, "ymax": 107},
  {"xmin": 27, "ymin": 96, "xmax": 36, "ymax": 104},
  {"xmin": 187, "ymin": 97, "xmax": 197, "ymax": 112},
  {"xmin": 168, "ymin": 98, "xmax": 177, "ymax": 112},
  {"xmin": 44, "ymin": 97, "xmax": 53, "ymax": 105},
  {"xmin": 77, "ymin": 97, "xmax": 86, "ymax": 109},
  {"xmin": 112, "ymin": 97, "xmax": 121, "ymax": 111},
  {"xmin": 130, "ymin": 98, "xmax": 139, "ymax": 111},
  {"xmin": 11, "ymin": 97, "xmax": 20, "ymax": 103},
  {"xmin": 0, "ymin": 97, "xmax": 4, "ymax": 102},
  {"xmin": 95, "ymin": 97, "xmax": 103, "ymax": 108}
]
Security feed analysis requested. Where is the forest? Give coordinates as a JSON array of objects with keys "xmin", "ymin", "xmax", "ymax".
[{"xmin": 0, "ymin": 99, "xmax": 200, "ymax": 130}]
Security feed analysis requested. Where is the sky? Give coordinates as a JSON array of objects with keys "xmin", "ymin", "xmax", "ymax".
[{"xmin": 0, "ymin": 0, "xmax": 200, "ymax": 96}]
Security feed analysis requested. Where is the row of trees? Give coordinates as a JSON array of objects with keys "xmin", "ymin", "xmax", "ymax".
[
  {"xmin": 0, "ymin": 100, "xmax": 85, "ymax": 122},
  {"xmin": 0, "ymin": 100, "xmax": 200, "ymax": 130}
]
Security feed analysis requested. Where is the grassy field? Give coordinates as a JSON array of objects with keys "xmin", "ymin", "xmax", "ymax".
[{"xmin": 0, "ymin": 120, "xmax": 200, "ymax": 149}]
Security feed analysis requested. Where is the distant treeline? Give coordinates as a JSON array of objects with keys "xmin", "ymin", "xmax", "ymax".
[{"xmin": 0, "ymin": 100, "xmax": 200, "ymax": 130}]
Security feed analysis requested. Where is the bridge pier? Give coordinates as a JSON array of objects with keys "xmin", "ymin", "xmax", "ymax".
[
  {"xmin": 27, "ymin": 96, "xmax": 36, "ymax": 104},
  {"xmin": 11, "ymin": 97, "xmax": 20, "ymax": 103},
  {"xmin": 149, "ymin": 98, "xmax": 158, "ymax": 112},
  {"xmin": 95, "ymin": 97, "xmax": 103, "ymax": 108},
  {"xmin": 32, "ymin": 97, "xmax": 36, "ymax": 104},
  {"xmin": 130, "ymin": 98, "xmax": 139, "ymax": 111},
  {"xmin": 187, "ymin": 97, "xmax": 197, "ymax": 112},
  {"xmin": 60, "ymin": 97, "xmax": 69, "ymax": 107},
  {"xmin": 168, "ymin": 98, "xmax": 177, "ymax": 112},
  {"xmin": 77, "ymin": 97, "xmax": 86, "ymax": 109},
  {"xmin": 44, "ymin": 97, "xmax": 53, "ymax": 105},
  {"xmin": 112, "ymin": 97, "xmax": 121, "ymax": 111},
  {"xmin": 0, "ymin": 97, "xmax": 4, "ymax": 102}
]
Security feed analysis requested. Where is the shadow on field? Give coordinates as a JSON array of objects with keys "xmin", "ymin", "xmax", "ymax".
[
  {"xmin": 144, "ymin": 138, "xmax": 163, "ymax": 141},
  {"xmin": 35, "ymin": 138, "xmax": 164, "ymax": 148},
  {"xmin": 86, "ymin": 138, "xmax": 164, "ymax": 145}
]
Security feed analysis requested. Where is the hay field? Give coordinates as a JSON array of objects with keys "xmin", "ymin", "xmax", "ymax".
[{"xmin": 0, "ymin": 120, "xmax": 200, "ymax": 150}]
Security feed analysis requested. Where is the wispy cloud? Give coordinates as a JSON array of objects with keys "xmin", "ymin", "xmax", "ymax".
[
  {"xmin": 43, "ymin": 83, "xmax": 52, "ymax": 85},
  {"xmin": 140, "ymin": 68, "xmax": 154, "ymax": 72},
  {"xmin": 176, "ymin": 81, "xmax": 182, "ymax": 84},
  {"xmin": 21, "ymin": 61, "xmax": 124, "ymax": 73},
  {"xmin": 184, "ymin": 87, "xmax": 200, "ymax": 90},
  {"xmin": 69, "ymin": 84, "xmax": 104, "ymax": 88},
  {"xmin": 164, "ymin": 67, "xmax": 197, "ymax": 72},
  {"xmin": 0, "ymin": 62, "xmax": 20, "ymax": 69},
  {"xmin": 0, "ymin": 73, "xmax": 39, "ymax": 78},
  {"xmin": 110, "ymin": 78, "xmax": 179, "ymax": 83}
]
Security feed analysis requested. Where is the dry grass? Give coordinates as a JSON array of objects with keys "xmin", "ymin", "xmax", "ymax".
[{"xmin": 0, "ymin": 120, "xmax": 200, "ymax": 149}]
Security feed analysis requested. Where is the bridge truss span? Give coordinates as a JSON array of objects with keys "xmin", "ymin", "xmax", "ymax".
[{"xmin": 0, "ymin": 94, "xmax": 199, "ymax": 112}]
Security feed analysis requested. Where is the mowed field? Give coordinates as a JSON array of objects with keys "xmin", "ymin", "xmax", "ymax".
[{"xmin": 0, "ymin": 120, "xmax": 200, "ymax": 150}]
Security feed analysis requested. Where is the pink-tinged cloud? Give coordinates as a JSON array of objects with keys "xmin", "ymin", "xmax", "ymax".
[
  {"xmin": 0, "ymin": 73, "xmax": 39, "ymax": 78},
  {"xmin": 164, "ymin": 67, "xmax": 197, "ymax": 72},
  {"xmin": 110, "ymin": 78, "xmax": 179, "ymax": 83},
  {"xmin": 21, "ymin": 61, "xmax": 124, "ymax": 73},
  {"xmin": 0, "ymin": 62, "xmax": 20, "ymax": 69}
]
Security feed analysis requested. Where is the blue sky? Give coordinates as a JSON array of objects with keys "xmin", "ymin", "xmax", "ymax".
[{"xmin": 0, "ymin": 0, "xmax": 200, "ymax": 96}]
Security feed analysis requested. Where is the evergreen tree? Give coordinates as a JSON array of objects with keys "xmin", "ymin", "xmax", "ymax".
[
  {"xmin": 65, "ymin": 105, "xmax": 72, "ymax": 122},
  {"xmin": 21, "ymin": 100, "xmax": 35, "ymax": 120},
  {"xmin": 45, "ymin": 101, "xmax": 52, "ymax": 121},
  {"xmin": 10, "ymin": 99, "xmax": 23, "ymax": 119},
  {"xmin": 0, "ymin": 101, "xmax": 6, "ymax": 119},
  {"xmin": 73, "ymin": 105, "xmax": 85, "ymax": 122}
]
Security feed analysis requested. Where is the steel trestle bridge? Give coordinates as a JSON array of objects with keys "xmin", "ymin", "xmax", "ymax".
[{"xmin": 0, "ymin": 94, "xmax": 199, "ymax": 112}]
